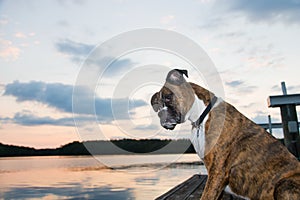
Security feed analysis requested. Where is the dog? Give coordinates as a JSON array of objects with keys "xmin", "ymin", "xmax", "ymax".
[{"xmin": 151, "ymin": 69, "xmax": 300, "ymax": 200}]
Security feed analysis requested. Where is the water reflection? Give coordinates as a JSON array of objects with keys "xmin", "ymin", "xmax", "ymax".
[
  {"xmin": 3, "ymin": 186, "xmax": 133, "ymax": 200},
  {"xmin": 0, "ymin": 155, "xmax": 206, "ymax": 199}
]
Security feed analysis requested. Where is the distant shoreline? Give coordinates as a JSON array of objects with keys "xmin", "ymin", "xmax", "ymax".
[{"xmin": 0, "ymin": 139, "xmax": 196, "ymax": 157}]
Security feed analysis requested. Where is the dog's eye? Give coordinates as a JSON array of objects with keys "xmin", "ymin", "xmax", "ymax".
[{"xmin": 164, "ymin": 94, "xmax": 172, "ymax": 102}]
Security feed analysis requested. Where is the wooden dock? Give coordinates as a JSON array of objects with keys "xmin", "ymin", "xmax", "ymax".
[{"xmin": 155, "ymin": 174, "xmax": 244, "ymax": 200}]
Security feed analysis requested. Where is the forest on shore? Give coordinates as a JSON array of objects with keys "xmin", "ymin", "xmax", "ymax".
[{"xmin": 0, "ymin": 139, "xmax": 196, "ymax": 157}]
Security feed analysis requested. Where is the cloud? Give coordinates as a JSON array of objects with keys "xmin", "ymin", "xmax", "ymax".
[
  {"xmin": 100, "ymin": 57, "xmax": 136, "ymax": 76},
  {"xmin": 56, "ymin": 0, "xmax": 87, "ymax": 7},
  {"xmin": 11, "ymin": 112, "xmax": 76, "ymax": 126},
  {"xmin": 199, "ymin": 15, "xmax": 230, "ymax": 30},
  {"xmin": 14, "ymin": 32, "xmax": 27, "ymax": 38},
  {"xmin": 219, "ymin": 0, "xmax": 300, "ymax": 24},
  {"xmin": 1, "ymin": 110, "xmax": 127, "ymax": 127},
  {"xmin": 160, "ymin": 15, "xmax": 175, "ymax": 24},
  {"xmin": 55, "ymin": 39, "xmax": 94, "ymax": 62},
  {"xmin": 55, "ymin": 39, "xmax": 136, "ymax": 75},
  {"xmin": 14, "ymin": 32, "xmax": 36, "ymax": 38},
  {"xmin": 225, "ymin": 79, "xmax": 257, "ymax": 94},
  {"xmin": 57, "ymin": 20, "xmax": 70, "ymax": 27},
  {"xmin": 271, "ymin": 83, "xmax": 300, "ymax": 94},
  {"xmin": 251, "ymin": 111, "xmax": 269, "ymax": 123},
  {"xmin": 0, "ymin": 38, "xmax": 21, "ymax": 61},
  {"xmin": 217, "ymin": 31, "xmax": 246, "ymax": 39},
  {"xmin": 286, "ymin": 85, "xmax": 300, "ymax": 93},
  {"xmin": 4, "ymin": 81, "xmax": 147, "ymax": 123},
  {"xmin": 238, "ymin": 85, "xmax": 257, "ymax": 94},
  {"xmin": 251, "ymin": 111, "xmax": 281, "ymax": 125},
  {"xmin": 1, "ymin": 111, "xmax": 98, "ymax": 127},
  {"xmin": 4, "ymin": 81, "xmax": 73, "ymax": 112},
  {"xmin": 134, "ymin": 124, "xmax": 159, "ymax": 131},
  {"xmin": 225, "ymin": 80, "xmax": 244, "ymax": 87},
  {"xmin": 55, "ymin": 39, "xmax": 94, "ymax": 56}
]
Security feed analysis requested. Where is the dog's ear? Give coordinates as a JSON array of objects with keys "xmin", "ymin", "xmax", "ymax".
[
  {"xmin": 175, "ymin": 69, "xmax": 188, "ymax": 78},
  {"xmin": 151, "ymin": 92, "xmax": 161, "ymax": 112},
  {"xmin": 166, "ymin": 69, "xmax": 188, "ymax": 85}
]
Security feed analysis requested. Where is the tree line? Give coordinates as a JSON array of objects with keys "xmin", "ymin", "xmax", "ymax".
[{"xmin": 0, "ymin": 139, "xmax": 196, "ymax": 157}]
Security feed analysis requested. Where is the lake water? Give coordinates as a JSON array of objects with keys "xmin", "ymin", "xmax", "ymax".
[{"xmin": 0, "ymin": 154, "xmax": 207, "ymax": 200}]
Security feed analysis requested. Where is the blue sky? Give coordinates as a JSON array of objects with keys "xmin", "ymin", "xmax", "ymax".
[{"xmin": 1, "ymin": 0, "xmax": 300, "ymax": 148}]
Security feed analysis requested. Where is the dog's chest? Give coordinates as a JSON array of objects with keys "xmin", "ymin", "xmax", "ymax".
[
  {"xmin": 187, "ymin": 95, "xmax": 209, "ymax": 159},
  {"xmin": 190, "ymin": 119, "xmax": 207, "ymax": 159}
]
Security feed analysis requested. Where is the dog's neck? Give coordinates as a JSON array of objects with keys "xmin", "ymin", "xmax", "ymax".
[{"xmin": 186, "ymin": 95, "xmax": 207, "ymax": 124}]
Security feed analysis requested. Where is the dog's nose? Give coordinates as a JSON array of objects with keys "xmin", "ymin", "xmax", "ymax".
[{"xmin": 158, "ymin": 109, "xmax": 177, "ymax": 130}]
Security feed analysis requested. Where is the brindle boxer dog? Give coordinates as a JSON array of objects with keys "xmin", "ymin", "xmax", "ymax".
[{"xmin": 151, "ymin": 69, "xmax": 300, "ymax": 200}]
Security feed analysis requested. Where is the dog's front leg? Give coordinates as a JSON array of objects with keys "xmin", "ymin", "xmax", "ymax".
[{"xmin": 200, "ymin": 173, "xmax": 227, "ymax": 200}]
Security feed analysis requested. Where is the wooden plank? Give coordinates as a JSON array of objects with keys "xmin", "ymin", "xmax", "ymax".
[
  {"xmin": 155, "ymin": 175, "xmax": 205, "ymax": 200},
  {"xmin": 156, "ymin": 174, "xmax": 245, "ymax": 200}
]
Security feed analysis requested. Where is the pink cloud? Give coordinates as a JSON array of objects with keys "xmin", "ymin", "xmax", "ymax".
[
  {"xmin": 14, "ymin": 32, "xmax": 27, "ymax": 38},
  {"xmin": 160, "ymin": 15, "xmax": 175, "ymax": 24},
  {"xmin": 0, "ymin": 39, "xmax": 21, "ymax": 61}
]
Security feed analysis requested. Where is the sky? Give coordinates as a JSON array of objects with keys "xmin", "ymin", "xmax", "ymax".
[{"xmin": 1, "ymin": 0, "xmax": 300, "ymax": 148}]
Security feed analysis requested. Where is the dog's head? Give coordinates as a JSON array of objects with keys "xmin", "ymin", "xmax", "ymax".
[{"xmin": 151, "ymin": 69, "xmax": 195, "ymax": 130}]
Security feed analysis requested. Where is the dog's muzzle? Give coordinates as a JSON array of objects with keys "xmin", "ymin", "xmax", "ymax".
[{"xmin": 158, "ymin": 107, "xmax": 181, "ymax": 130}]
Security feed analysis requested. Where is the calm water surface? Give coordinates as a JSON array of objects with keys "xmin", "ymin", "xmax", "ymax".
[{"xmin": 0, "ymin": 154, "xmax": 207, "ymax": 200}]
